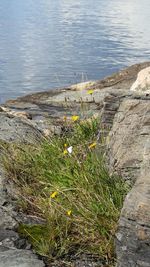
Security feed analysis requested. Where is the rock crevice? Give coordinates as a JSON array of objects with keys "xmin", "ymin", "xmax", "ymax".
[{"xmin": 0, "ymin": 62, "xmax": 150, "ymax": 267}]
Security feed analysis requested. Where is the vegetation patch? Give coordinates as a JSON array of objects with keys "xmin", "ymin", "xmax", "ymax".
[{"xmin": 3, "ymin": 118, "xmax": 130, "ymax": 265}]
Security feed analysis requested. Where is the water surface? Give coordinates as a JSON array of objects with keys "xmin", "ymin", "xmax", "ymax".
[{"xmin": 0, "ymin": 0, "xmax": 150, "ymax": 103}]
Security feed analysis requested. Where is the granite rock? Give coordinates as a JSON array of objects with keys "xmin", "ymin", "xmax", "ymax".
[
  {"xmin": 0, "ymin": 248, "xmax": 45, "ymax": 267},
  {"xmin": 0, "ymin": 112, "xmax": 42, "ymax": 143},
  {"xmin": 107, "ymin": 89, "xmax": 150, "ymax": 266},
  {"xmin": 130, "ymin": 66, "xmax": 150, "ymax": 94}
]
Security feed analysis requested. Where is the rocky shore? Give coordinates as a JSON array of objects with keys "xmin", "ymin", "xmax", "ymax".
[{"xmin": 0, "ymin": 62, "xmax": 150, "ymax": 267}]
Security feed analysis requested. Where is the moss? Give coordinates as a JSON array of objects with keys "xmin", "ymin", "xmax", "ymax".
[
  {"xmin": 18, "ymin": 224, "xmax": 51, "ymax": 256},
  {"xmin": 18, "ymin": 224, "xmax": 47, "ymax": 243}
]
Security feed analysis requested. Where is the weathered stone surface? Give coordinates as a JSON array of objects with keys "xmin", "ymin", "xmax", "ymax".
[
  {"xmin": 5, "ymin": 62, "xmax": 150, "ymax": 115},
  {"xmin": 0, "ymin": 248, "xmax": 45, "ymax": 267},
  {"xmin": 130, "ymin": 66, "xmax": 150, "ymax": 93},
  {"xmin": 108, "ymin": 95, "xmax": 150, "ymax": 266},
  {"xmin": 108, "ymin": 97, "xmax": 150, "ymax": 181},
  {"xmin": 0, "ymin": 112, "xmax": 42, "ymax": 143}
]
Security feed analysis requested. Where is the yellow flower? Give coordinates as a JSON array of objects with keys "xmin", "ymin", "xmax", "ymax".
[
  {"xmin": 63, "ymin": 149, "xmax": 68, "ymax": 155},
  {"xmin": 88, "ymin": 142, "xmax": 96, "ymax": 149},
  {"xmin": 50, "ymin": 191, "xmax": 58, "ymax": 199},
  {"xmin": 87, "ymin": 89, "xmax": 94, "ymax": 95},
  {"xmin": 64, "ymin": 144, "xmax": 67, "ymax": 148},
  {"xmin": 67, "ymin": 210, "xmax": 72, "ymax": 216},
  {"xmin": 71, "ymin": 115, "xmax": 79, "ymax": 122},
  {"xmin": 63, "ymin": 116, "xmax": 67, "ymax": 121}
]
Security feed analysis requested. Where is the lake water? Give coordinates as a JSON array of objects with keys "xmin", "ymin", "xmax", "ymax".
[{"xmin": 0, "ymin": 0, "xmax": 150, "ymax": 103}]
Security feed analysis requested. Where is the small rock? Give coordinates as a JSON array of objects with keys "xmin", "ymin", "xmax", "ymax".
[{"xmin": 130, "ymin": 67, "xmax": 150, "ymax": 94}]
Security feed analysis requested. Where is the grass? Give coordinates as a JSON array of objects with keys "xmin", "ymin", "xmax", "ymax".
[{"xmin": 2, "ymin": 118, "xmax": 129, "ymax": 265}]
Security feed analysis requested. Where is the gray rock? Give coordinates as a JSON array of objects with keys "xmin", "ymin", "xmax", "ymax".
[
  {"xmin": 108, "ymin": 96, "xmax": 150, "ymax": 266},
  {"xmin": 130, "ymin": 66, "xmax": 150, "ymax": 94},
  {"xmin": 0, "ymin": 230, "xmax": 19, "ymax": 242},
  {"xmin": 0, "ymin": 248, "xmax": 45, "ymax": 267},
  {"xmin": 0, "ymin": 113, "xmax": 42, "ymax": 143}
]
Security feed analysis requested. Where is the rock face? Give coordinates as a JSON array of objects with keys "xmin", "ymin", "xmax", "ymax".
[
  {"xmin": 108, "ymin": 97, "xmax": 150, "ymax": 266},
  {"xmin": 108, "ymin": 96, "xmax": 150, "ymax": 181},
  {"xmin": 0, "ymin": 62, "xmax": 150, "ymax": 267}
]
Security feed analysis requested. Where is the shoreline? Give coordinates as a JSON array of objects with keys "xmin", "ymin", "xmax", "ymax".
[{"xmin": 3, "ymin": 61, "xmax": 150, "ymax": 104}]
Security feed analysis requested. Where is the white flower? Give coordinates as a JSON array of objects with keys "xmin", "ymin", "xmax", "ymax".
[{"xmin": 67, "ymin": 146, "xmax": 73, "ymax": 154}]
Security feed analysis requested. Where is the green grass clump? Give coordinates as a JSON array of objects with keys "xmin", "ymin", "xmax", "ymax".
[{"xmin": 3, "ymin": 119, "xmax": 129, "ymax": 263}]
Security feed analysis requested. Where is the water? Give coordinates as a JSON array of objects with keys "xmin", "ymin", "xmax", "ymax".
[{"xmin": 0, "ymin": 0, "xmax": 150, "ymax": 103}]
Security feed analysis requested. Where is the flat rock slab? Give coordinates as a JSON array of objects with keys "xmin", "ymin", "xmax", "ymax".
[
  {"xmin": 4, "ymin": 62, "xmax": 150, "ymax": 120},
  {"xmin": 6, "ymin": 61, "xmax": 150, "ymax": 104},
  {"xmin": 0, "ymin": 248, "xmax": 45, "ymax": 267}
]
